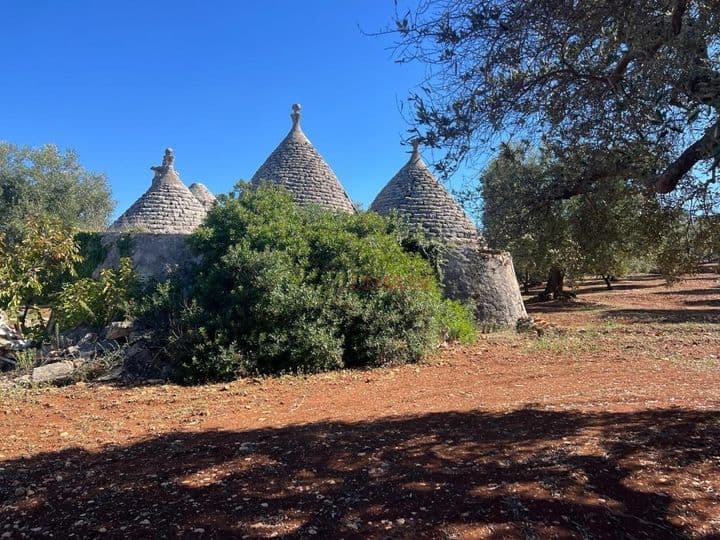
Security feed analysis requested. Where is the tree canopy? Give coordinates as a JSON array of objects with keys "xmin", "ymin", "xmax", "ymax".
[
  {"xmin": 0, "ymin": 142, "xmax": 114, "ymax": 239},
  {"xmin": 479, "ymin": 144, "xmax": 717, "ymax": 295},
  {"xmin": 392, "ymin": 0, "xmax": 720, "ymax": 205}
]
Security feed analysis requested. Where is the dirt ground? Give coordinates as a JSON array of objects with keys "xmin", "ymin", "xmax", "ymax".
[{"xmin": 1, "ymin": 273, "xmax": 719, "ymax": 539}]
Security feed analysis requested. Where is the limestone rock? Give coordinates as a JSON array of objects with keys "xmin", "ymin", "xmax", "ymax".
[
  {"xmin": 32, "ymin": 361, "xmax": 76, "ymax": 385},
  {"xmin": 105, "ymin": 321, "xmax": 134, "ymax": 341},
  {"xmin": 0, "ymin": 312, "xmax": 33, "ymax": 364},
  {"xmin": 251, "ymin": 104, "xmax": 356, "ymax": 213}
]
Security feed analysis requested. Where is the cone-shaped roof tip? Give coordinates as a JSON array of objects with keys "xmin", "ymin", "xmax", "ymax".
[
  {"xmin": 410, "ymin": 139, "xmax": 421, "ymax": 162},
  {"xmin": 249, "ymin": 103, "xmax": 355, "ymax": 213},
  {"xmin": 110, "ymin": 148, "xmax": 209, "ymax": 234},
  {"xmin": 151, "ymin": 148, "xmax": 175, "ymax": 175}
]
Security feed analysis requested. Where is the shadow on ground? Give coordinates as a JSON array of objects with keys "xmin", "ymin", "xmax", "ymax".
[
  {"xmin": 658, "ymin": 287, "xmax": 720, "ymax": 297},
  {"xmin": 577, "ymin": 282, "xmax": 660, "ymax": 295},
  {"xmin": 525, "ymin": 300, "xmax": 603, "ymax": 313},
  {"xmin": 2, "ymin": 408, "xmax": 719, "ymax": 538},
  {"xmin": 603, "ymin": 308, "xmax": 720, "ymax": 324},
  {"xmin": 685, "ymin": 298, "xmax": 720, "ymax": 307}
]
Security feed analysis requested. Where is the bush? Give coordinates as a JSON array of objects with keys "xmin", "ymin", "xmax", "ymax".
[
  {"xmin": 54, "ymin": 258, "xmax": 138, "ymax": 330},
  {"xmin": 0, "ymin": 216, "xmax": 81, "ymax": 329},
  {"xmin": 437, "ymin": 300, "xmax": 477, "ymax": 344},
  {"xmin": 166, "ymin": 182, "xmax": 475, "ymax": 383},
  {"xmin": 74, "ymin": 232, "xmax": 108, "ymax": 279}
]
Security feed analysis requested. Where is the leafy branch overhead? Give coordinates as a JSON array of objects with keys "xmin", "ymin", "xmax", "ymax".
[{"xmin": 393, "ymin": 0, "xmax": 720, "ymax": 196}]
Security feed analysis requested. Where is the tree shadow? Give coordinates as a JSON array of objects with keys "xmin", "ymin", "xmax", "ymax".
[
  {"xmin": 526, "ymin": 300, "xmax": 603, "ymax": 313},
  {"xmin": 659, "ymin": 287, "xmax": 720, "ymax": 297},
  {"xmin": 575, "ymin": 280, "xmax": 661, "ymax": 295},
  {"xmin": 685, "ymin": 298, "xmax": 720, "ymax": 308},
  {"xmin": 1, "ymin": 408, "xmax": 719, "ymax": 538},
  {"xmin": 603, "ymin": 308, "xmax": 720, "ymax": 324}
]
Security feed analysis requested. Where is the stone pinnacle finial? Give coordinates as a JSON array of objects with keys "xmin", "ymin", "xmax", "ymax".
[
  {"xmin": 151, "ymin": 148, "xmax": 175, "ymax": 174},
  {"xmin": 291, "ymin": 103, "xmax": 301, "ymax": 129},
  {"xmin": 163, "ymin": 148, "xmax": 175, "ymax": 168},
  {"xmin": 410, "ymin": 139, "xmax": 421, "ymax": 161}
]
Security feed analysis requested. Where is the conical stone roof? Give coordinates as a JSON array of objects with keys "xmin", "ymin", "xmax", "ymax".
[
  {"xmin": 110, "ymin": 149, "xmax": 208, "ymax": 234},
  {"xmin": 370, "ymin": 142, "xmax": 483, "ymax": 245},
  {"xmin": 189, "ymin": 182, "xmax": 216, "ymax": 212},
  {"xmin": 251, "ymin": 104, "xmax": 355, "ymax": 213}
]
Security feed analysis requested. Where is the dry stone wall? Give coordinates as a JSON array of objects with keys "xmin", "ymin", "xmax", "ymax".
[
  {"xmin": 97, "ymin": 233, "xmax": 197, "ymax": 281},
  {"xmin": 441, "ymin": 246, "xmax": 527, "ymax": 325}
]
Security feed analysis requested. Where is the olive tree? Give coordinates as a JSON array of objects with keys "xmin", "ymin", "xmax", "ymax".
[
  {"xmin": 392, "ymin": 0, "xmax": 720, "ymax": 206},
  {"xmin": 0, "ymin": 142, "xmax": 114, "ymax": 239},
  {"xmin": 479, "ymin": 145, "xmax": 671, "ymax": 297}
]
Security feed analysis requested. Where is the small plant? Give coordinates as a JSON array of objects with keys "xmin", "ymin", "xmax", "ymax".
[
  {"xmin": 12, "ymin": 350, "xmax": 38, "ymax": 372},
  {"xmin": 74, "ymin": 232, "xmax": 108, "ymax": 279},
  {"xmin": 438, "ymin": 300, "xmax": 477, "ymax": 343},
  {"xmin": 53, "ymin": 258, "xmax": 138, "ymax": 330},
  {"xmin": 0, "ymin": 215, "xmax": 81, "ymax": 331}
]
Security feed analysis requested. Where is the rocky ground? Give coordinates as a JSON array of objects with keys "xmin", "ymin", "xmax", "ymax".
[{"xmin": 1, "ymin": 273, "xmax": 719, "ymax": 539}]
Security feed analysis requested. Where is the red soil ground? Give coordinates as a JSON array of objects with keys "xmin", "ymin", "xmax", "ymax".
[{"xmin": 1, "ymin": 273, "xmax": 719, "ymax": 539}]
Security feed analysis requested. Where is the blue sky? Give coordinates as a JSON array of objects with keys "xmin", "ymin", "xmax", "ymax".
[{"xmin": 2, "ymin": 0, "xmax": 478, "ymax": 219}]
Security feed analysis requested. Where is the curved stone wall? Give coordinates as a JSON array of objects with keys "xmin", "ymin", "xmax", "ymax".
[{"xmin": 440, "ymin": 244, "xmax": 527, "ymax": 325}]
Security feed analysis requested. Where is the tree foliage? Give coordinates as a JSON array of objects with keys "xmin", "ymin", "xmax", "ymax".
[
  {"xmin": 54, "ymin": 258, "xmax": 138, "ymax": 330},
  {"xmin": 0, "ymin": 142, "xmax": 114, "ymax": 239},
  {"xmin": 392, "ymin": 0, "xmax": 720, "ymax": 204},
  {"xmin": 0, "ymin": 216, "xmax": 81, "ymax": 328},
  {"xmin": 479, "ymin": 145, "xmax": 680, "ymax": 292}
]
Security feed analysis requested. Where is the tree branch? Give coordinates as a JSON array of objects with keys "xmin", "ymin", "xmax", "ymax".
[
  {"xmin": 671, "ymin": 0, "xmax": 688, "ymax": 35},
  {"xmin": 651, "ymin": 118, "xmax": 720, "ymax": 193},
  {"xmin": 607, "ymin": 42, "xmax": 663, "ymax": 88},
  {"xmin": 606, "ymin": 0, "xmax": 687, "ymax": 88}
]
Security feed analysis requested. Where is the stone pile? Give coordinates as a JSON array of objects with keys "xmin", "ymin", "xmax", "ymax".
[
  {"xmin": 0, "ymin": 318, "xmax": 147, "ymax": 387},
  {"xmin": 0, "ymin": 311, "xmax": 32, "ymax": 369}
]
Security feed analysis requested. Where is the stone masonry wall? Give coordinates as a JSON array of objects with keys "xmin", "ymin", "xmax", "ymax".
[
  {"xmin": 97, "ymin": 233, "xmax": 198, "ymax": 281},
  {"xmin": 441, "ymin": 244, "xmax": 527, "ymax": 325}
]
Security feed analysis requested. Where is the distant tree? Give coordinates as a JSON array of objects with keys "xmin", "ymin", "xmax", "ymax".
[
  {"xmin": 479, "ymin": 146, "xmax": 576, "ymax": 295},
  {"xmin": 392, "ymin": 0, "xmax": 720, "ymax": 214},
  {"xmin": 645, "ymin": 206, "xmax": 720, "ymax": 281},
  {"xmin": 0, "ymin": 142, "xmax": 114, "ymax": 240},
  {"xmin": 479, "ymin": 145, "xmax": 674, "ymax": 297}
]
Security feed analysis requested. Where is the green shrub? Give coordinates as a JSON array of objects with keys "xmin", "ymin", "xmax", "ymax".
[
  {"xmin": 131, "ymin": 275, "xmax": 188, "ymax": 334},
  {"xmin": 54, "ymin": 258, "xmax": 138, "ymax": 330},
  {"xmin": 437, "ymin": 300, "xmax": 477, "ymax": 344},
  {"xmin": 165, "ymin": 182, "xmax": 474, "ymax": 382},
  {"xmin": 0, "ymin": 215, "xmax": 81, "ymax": 329}
]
